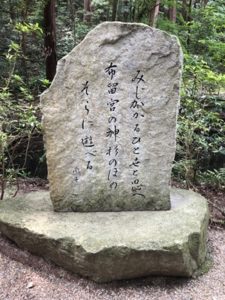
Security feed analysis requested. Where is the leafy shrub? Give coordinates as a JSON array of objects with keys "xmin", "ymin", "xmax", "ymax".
[
  {"xmin": 197, "ymin": 168, "xmax": 225, "ymax": 189},
  {"xmin": 0, "ymin": 23, "xmax": 45, "ymax": 199},
  {"xmin": 173, "ymin": 54, "xmax": 225, "ymax": 186}
]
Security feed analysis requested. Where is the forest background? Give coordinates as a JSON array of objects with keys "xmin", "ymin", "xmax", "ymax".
[{"xmin": 0, "ymin": 0, "xmax": 225, "ymax": 204}]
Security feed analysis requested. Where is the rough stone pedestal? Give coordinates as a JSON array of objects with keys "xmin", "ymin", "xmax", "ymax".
[{"xmin": 0, "ymin": 188, "xmax": 209, "ymax": 283}]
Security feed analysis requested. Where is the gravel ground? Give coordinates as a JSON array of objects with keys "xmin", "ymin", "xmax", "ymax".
[{"xmin": 0, "ymin": 228, "xmax": 225, "ymax": 300}]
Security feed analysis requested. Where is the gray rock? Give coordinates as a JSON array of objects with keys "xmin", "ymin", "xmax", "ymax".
[
  {"xmin": 0, "ymin": 188, "xmax": 209, "ymax": 282},
  {"xmin": 40, "ymin": 22, "xmax": 183, "ymax": 212}
]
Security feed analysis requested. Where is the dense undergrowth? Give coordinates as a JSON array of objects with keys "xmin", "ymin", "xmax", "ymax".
[{"xmin": 0, "ymin": 0, "xmax": 225, "ymax": 200}]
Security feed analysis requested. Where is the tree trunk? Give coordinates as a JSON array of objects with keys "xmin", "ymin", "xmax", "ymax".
[
  {"xmin": 186, "ymin": 0, "xmax": 192, "ymax": 46},
  {"xmin": 181, "ymin": 0, "xmax": 188, "ymax": 21},
  {"xmin": 112, "ymin": 0, "xmax": 119, "ymax": 21},
  {"xmin": 21, "ymin": 0, "xmax": 29, "ymax": 81},
  {"xmin": 83, "ymin": 0, "xmax": 91, "ymax": 23},
  {"xmin": 188, "ymin": 0, "xmax": 192, "ymax": 21},
  {"xmin": 123, "ymin": 0, "xmax": 129, "ymax": 22},
  {"xmin": 44, "ymin": 0, "xmax": 57, "ymax": 81},
  {"xmin": 169, "ymin": 0, "xmax": 176, "ymax": 23},
  {"xmin": 202, "ymin": 0, "xmax": 208, "ymax": 7},
  {"xmin": 8, "ymin": 0, "xmax": 15, "ymax": 22},
  {"xmin": 68, "ymin": 0, "xmax": 76, "ymax": 44},
  {"xmin": 149, "ymin": 0, "xmax": 160, "ymax": 27}
]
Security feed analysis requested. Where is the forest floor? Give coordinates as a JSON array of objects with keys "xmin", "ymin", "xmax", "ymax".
[{"xmin": 0, "ymin": 179, "xmax": 225, "ymax": 300}]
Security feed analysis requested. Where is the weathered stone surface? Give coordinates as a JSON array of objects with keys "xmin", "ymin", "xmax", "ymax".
[
  {"xmin": 0, "ymin": 188, "xmax": 209, "ymax": 282},
  {"xmin": 41, "ymin": 22, "xmax": 183, "ymax": 212}
]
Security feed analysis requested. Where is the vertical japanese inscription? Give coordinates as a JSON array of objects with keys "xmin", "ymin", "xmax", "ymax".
[
  {"xmin": 130, "ymin": 70, "xmax": 146, "ymax": 198},
  {"xmin": 74, "ymin": 69, "xmax": 147, "ymax": 199},
  {"xmin": 73, "ymin": 80, "xmax": 96, "ymax": 182},
  {"xmin": 105, "ymin": 62, "xmax": 119, "ymax": 190}
]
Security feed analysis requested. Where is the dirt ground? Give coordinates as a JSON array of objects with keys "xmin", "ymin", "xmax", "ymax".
[{"xmin": 0, "ymin": 180, "xmax": 225, "ymax": 300}]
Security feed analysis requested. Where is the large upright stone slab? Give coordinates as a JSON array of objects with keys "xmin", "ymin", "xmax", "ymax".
[{"xmin": 41, "ymin": 22, "xmax": 183, "ymax": 212}]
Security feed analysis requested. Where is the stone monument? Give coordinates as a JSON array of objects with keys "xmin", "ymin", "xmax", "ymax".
[
  {"xmin": 41, "ymin": 22, "xmax": 181, "ymax": 212},
  {"xmin": 0, "ymin": 22, "xmax": 209, "ymax": 282}
]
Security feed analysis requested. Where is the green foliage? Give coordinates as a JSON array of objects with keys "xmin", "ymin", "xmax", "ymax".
[
  {"xmin": 197, "ymin": 168, "xmax": 225, "ymax": 189},
  {"xmin": 182, "ymin": 54, "xmax": 225, "ymax": 97},
  {"xmin": 75, "ymin": 22, "xmax": 92, "ymax": 43},
  {"xmin": 92, "ymin": 0, "xmax": 111, "ymax": 21},
  {"xmin": 0, "ymin": 0, "xmax": 224, "ymax": 193},
  {"xmin": 173, "ymin": 53, "xmax": 225, "ymax": 186},
  {"xmin": 156, "ymin": 0, "xmax": 225, "ymax": 187},
  {"xmin": 0, "ymin": 21, "xmax": 43, "ymax": 198},
  {"xmin": 188, "ymin": 0, "xmax": 225, "ymax": 73},
  {"xmin": 15, "ymin": 22, "xmax": 43, "ymax": 36}
]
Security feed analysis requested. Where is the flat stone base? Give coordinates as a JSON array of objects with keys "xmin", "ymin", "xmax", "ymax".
[{"xmin": 0, "ymin": 188, "xmax": 209, "ymax": 282}]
